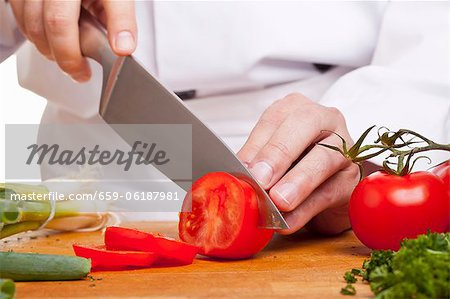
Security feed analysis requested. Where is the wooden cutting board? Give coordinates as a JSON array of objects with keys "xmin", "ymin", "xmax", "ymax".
[{"xmin": 1, "ymin": 222, "xmax": 373, "ymax": 298}]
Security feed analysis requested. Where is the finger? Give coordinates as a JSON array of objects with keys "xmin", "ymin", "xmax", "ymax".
[
  {"xmin": 23, "ymin": 0, "xmax": 52, "ymax": 58},
  {"xmin": 9, "ymin": 0, "xmax": 26, "ymax": 34},
  {"xmin": 102, "ymin": 0, "xmax": 137, "ymax": 55},
  {"xmin": 305, "ymin": 203, "xmax": 350, "ymax": 235},
  {"xmin": 249, "ymin": 105, "xmax": 343, "ymax": 188},
  {"xmin": 237, "ymin": 111, "xmax": 283, "ymax": 166},
  {"xmin": 43, "ymin": 0, "xmax": 91, "ymax": 81},
  {"xmin": 82, "ymin": 0, "xmax": 107, "ymax": 25},
  {"xmin": 237, "ymin": 93, "xmax": 307, "ymax": 165},
  {"xmin": 277, "ymin": 164, "xmax": 359, "ymax": 235},
  {"xmin": 269, "ymin": 134, "xmax": 352, "ymax": 212}
]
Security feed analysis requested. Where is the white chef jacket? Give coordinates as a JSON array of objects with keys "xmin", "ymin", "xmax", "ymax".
[{"xmin": 1, "ymin": 1, "xmax": 449, "ymax": 219}]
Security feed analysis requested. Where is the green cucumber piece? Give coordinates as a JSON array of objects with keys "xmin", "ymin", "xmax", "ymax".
[
  {"xmin": 0, "ymin": 279, "xmax": 15, "ymax": 299},
  {"xmin": 0, "ymin": 252, "xmax": 91, "ymax": 281}
]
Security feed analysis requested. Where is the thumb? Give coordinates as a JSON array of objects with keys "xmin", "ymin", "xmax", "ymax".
[{"xmin": 102, "ymin": 0, "xmax": 137, "ymax": 56}]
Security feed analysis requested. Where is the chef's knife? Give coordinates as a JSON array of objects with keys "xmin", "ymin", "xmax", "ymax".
[{"xmin": 79, "ymin": 10, "xmax": 288, "ymax": 229}]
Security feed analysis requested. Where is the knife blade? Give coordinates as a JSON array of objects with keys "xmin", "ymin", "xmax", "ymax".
[{"xmin": 79, "ymin": 10, "xmax": 289, "ymax": 229}]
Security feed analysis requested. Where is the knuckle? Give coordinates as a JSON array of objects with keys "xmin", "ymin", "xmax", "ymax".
[
  {"xmin": 281, "ymin": 92, "xmax": 306, "ymax": 106},
  {"xmin": 284, "ymin": 92, "xmax": 303, "ymax": 101},
  {"xmin": 240, "ymin": 142, "xmax": 261, "ymax": 159},
  {"xmin": 305, "ymin": 103, "xmax": 323, "ymax": 115},
  {"xmin": 269, "ymin": 93, "xmax": 301, "ymax": 111},
  {"xmin": 25, "ymin": 23, "xmax": 43, "ymax": 39},
  {"xmin": 347, "ymin": 164, "xmax": 361, "ymax": 183},
  {"xmin": 327, "ymin": 106, "xmax": 345, "ymax": 123},
  {"xmin": 319, "ymin": 143, "xmax": 347, "ymax": 167},
  {"xmin": 259, "ymin": 114, "xmax": 281, "ymax": 127},
  {"xmin": 266, "ymin": 140, "xmax": 294, "ymax": 160},
  {"xmin": 319, "ymin": 180, "xmax": 339, "ymax": 204},
  {"xmin": 293, "ymin": 107, "xmax": 321, "ymax": 128},
  {"xmin": 304, "ymin": 158, "xmax": 328, "ymax": 180},
  {"xmin": 45, "ymin": 13, "xmax": 72, "ymax": 33},
  {"xmin": 285, "ymin": 92, "xmax": 314, "ymax": 105},
  {"xmin": 260, "ymin": 105, "xmax": 286, "ymax": 126},
  {"xmin": 263, "ymin": 93, "xmax": 311, "ymax": 123}
]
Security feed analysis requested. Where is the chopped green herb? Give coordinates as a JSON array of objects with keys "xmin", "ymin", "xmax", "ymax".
[
  {"xmin": 87, "ymin": 274, "xmax": 102, "ymax": 282},
  {"xmin": 362, "ymin": 250, "xmax": 394, "ymax": 280},
  {"xmin": 340, "ymin": 284, "xmax": 356, "ymax": 296},
  {"xmin": 350, "ymin": 268, "xmax": 364, "ymax": 277},
  {"xmin": 341, "ymin": 232, "xmax": 450, "ymax": 298},
  {"xmin": 344, "ymin": 271, "xmax": 357, "ymax": 283}
]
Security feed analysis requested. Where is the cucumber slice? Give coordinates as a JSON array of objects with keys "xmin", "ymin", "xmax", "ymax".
[
  {"xmin": 0, "ymin": 279, "xmax": 15, "ymax": 299},
  {"xmin": 0, "ymin": 252, "xmax": 91, "ymax": 281}
]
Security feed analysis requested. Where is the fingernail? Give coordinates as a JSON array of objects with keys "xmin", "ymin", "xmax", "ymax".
[
  {"xmin": 115, "ymin": 31, "xmax": 135, "ymax": 53},
  {"xmin": 250, "ymin": 161, "xmax": 273, "ymax": 186},
  {"xmin": 273, "ymin": 183, "xmax": 296, "ymax": 208}
]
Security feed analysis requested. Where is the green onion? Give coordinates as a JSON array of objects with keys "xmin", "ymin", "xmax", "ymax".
[
  {"xmin": 0, "ymin": 252, "xmax": 91, "ymax": 281},
  {"xmin": 0, "ymin": 183, "xmax": 108, "ymax": 239},
  {"xmin": 0, "ymin": 201, "xmax": 21, "ymax": 224},
  {"xmin": 0, "ymin": 221, "xmax": 42, "ymax": 239},
  {"xmin": 0, "ymin": 279, "xmax": 15, "ymax": 299}
]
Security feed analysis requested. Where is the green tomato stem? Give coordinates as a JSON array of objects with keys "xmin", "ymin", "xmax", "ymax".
[{"xmin": 319, "ymin": 126, "xmax": 450, "ymax": 176}]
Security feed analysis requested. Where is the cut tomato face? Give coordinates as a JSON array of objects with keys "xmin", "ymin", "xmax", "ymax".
[
  {"xmin": 105, "ymin": 227, "xmax": 198, "ymax": 266},
  {"xmin": 179, "ymin": 172, "xmax": 274, "ymax": 259},
  {"xmin": 72, "ymin": 244, "xmax": 156, "ymax": 271}
]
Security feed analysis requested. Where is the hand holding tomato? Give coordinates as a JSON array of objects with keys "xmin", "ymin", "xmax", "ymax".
[{"xmin": 237, "ymin": 93, "xmax": 360, "ymax": 235}]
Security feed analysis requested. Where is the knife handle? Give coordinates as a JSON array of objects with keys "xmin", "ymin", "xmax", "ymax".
[{"xmin": 79, "ymin": 8, "xmax": 116, "ymax": 76}]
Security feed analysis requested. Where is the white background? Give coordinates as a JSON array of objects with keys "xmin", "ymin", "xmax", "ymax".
[{"xmin": 0, "ymin": 54, "xmax": 46, "ymax": 181}]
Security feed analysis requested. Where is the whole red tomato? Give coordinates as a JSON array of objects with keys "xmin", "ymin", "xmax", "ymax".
[
  {"xmin": 349, "ymin": 171, "xmax": 448, "ymax": 250},
  {"xmin": 179, "ymin": 172, "xmax": 274, "ymax": 259},
  {"xmin": 431, "ymin": 161, "xmax": 449, "ymax": 194},
  {"xmin": 431, "ymin": 160, "xmax": 450, "ymax": 230}
]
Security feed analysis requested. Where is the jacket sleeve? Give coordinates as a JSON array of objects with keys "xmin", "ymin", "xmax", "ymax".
[
  {"xmin": 0, "ymin": 0, "xmax": 25, "ymax": 63},
  {"xmin": 320, "ymin": 1, "xmax": 449, "ymax": 166}
]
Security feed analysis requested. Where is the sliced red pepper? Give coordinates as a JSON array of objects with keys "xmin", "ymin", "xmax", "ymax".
[
  {"xmin": 72, "ymin": 244, "xmax": 156, "ymax": 271},
  {"xmin": 105, "ymin": 227, "xmax": 198, "ymax": 266}
]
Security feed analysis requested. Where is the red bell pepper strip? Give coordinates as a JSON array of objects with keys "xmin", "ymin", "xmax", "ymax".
[
  {"xmin": 105, "ymin": 227, "xmax": 198, "ymax": 266},
  {"xmin": 72, "ymin": 244, "xmax": 156, "ymax": 271}
]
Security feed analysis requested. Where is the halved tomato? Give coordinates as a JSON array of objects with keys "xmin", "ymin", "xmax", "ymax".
[
  {"xmin": 105, "ymin": 227, "xmax": 198, "ymax": 266},
  {"xmin": 72, "ymin": 244, "xmax": 156, "ymax": 271},
  {"xmin": 178, "ymin": 172, "xmax": 274, "ymax": 259}
]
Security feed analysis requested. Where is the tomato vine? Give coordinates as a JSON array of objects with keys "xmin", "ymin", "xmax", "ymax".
[{"xmin": 319, "ymin": 126, "xmax": 450, "ymax": 177}]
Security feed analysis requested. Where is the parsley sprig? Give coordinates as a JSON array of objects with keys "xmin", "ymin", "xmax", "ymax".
[{"xmin": 341, "ymin": 232, "xmax": 450, "ymax": 298}]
